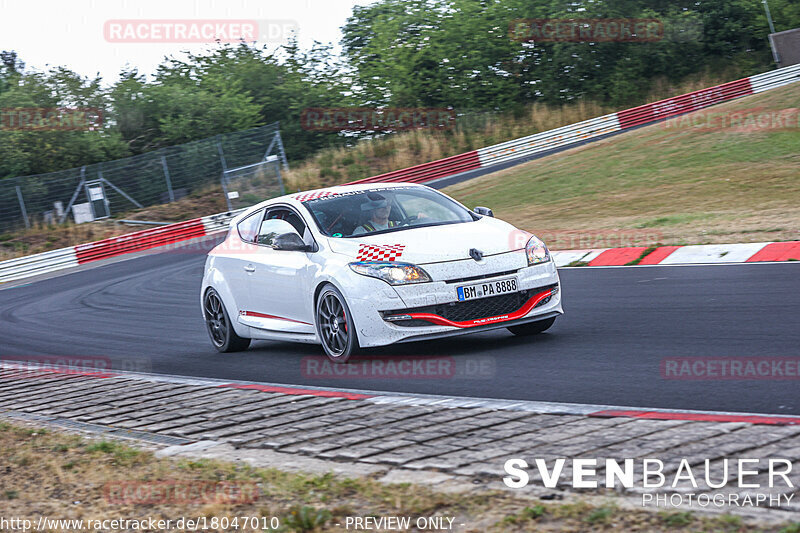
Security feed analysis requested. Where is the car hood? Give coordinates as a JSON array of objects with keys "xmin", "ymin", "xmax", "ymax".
[{"xmin": 326, "ymin": 217, "xmax": 531, "ymax": 264}]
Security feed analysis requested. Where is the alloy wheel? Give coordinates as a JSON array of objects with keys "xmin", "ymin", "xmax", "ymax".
[
  {"xmin": 204, "ymin": 291, "xmax": 228, "ymax": 347},
  {"xmin": 317, "ymin": 292, "xmax": 350, "ymax": 357}
]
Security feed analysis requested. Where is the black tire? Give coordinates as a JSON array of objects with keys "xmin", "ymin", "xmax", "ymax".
[
  {"xmin": 507, "ymin": 317, "xmax": 557, "ymax": 337},
  {"xmin": 203, "ymin": 288, "xmax": 251, "ymax": 352},
  {"xmin": 315, "ymin": 284, "xmax": 359, "ymax": 363}
]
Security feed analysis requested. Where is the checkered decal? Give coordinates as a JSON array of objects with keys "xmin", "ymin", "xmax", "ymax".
[
  {"xmin": 294, "ymin": 190, "xmax": 337, "ymax": 202},
  {"xmin": 356, "ymin": 244, "xmax": 406, "ymax": 262}
]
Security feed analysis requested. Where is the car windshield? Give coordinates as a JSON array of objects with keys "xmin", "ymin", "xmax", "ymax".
[{"xmin": 302, "ymin": 186, "xmax": 475, "ymax": 238}]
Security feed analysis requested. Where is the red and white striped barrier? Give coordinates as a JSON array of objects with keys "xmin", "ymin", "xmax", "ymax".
[
  {"xmin": 0, "ymin": 247, "xmax": 80, "ymax": 283},
  {"xmin": 0, "ymin": 211, "xmax": 241, "ymax": 284},
  {"xmin": 73, "ymin": 218, "xmax": 207, "ymax": 264},
  {"xmin": 350, "ymin": 151, "xmax": 482, "ymax": 185},
  {"xmin": 349, "ymin": 64, "xmax": 800, "ymax": 186}
]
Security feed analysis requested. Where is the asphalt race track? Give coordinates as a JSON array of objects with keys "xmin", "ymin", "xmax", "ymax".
[{"xmin": 1, "ymin": 242, "xmax": 798, "ymax": 415}]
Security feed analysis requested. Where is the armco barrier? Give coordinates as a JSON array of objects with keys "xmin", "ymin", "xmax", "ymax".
[
  {"xmin": 0, "ymin": 247, "xmax": 79, "ymax": 283},
  {"xmin": 1, "ymin": 65, "xmax": 799, "ymax": 284},
  {"xmin": 73, "ymin": 218, "xmax": 207, "ymax": 264},
  {"xmin": 349, "ymin": 63, "xmax": 800, "ymax": 186},
  {"xmin": 476, "ymin": 112, "xmax": 621, "ymax": 168},
  {"xmin": 615, "ymin": 77, "xmax": 754, "ymax": 129},
  {"xmin": 0, "ymin": 210, "xmax": 242, "ymax": 284},
  {"xmin": 73, "ymin": 210, "xmax": 243, "ymax": 264},
  {"xmin": 352, "ymin": 150, "xmax": 481, "ymax": 185}
]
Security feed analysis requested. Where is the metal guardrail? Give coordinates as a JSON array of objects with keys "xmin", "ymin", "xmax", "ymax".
[
  {"xmin": 349, "ymin": 63, "xmax": 800, "ymax": 186},
  {"xmin": 202, "ymin": 210, "xmax": 245, "ymax": 233},
  {"xmin": 352, "ymin": 151, "xmax": 482, "ymax": 185},
  {"xmin": 0, "ymin": 208, "xmax": 248, "ymax": 284},
  {"xmin": 750, "ymin": 64, "xmax": 800, "ymax": 91},
  {"xmin": 476, "ymin": 112, "xmax": 621, "ymax": 167},
  {"xmin": 73, "ymin": 219, "xmax": 208, "ymax": 263},
  {"xmin": 0, "ymin": 247, "xmax": 79, "ymax": 282},
  {"xmin": 116, "ymin": 219, "xmax": 172, "ymax": 226}
]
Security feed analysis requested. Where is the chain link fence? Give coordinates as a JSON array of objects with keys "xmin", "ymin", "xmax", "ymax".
[
  {"xmin": 222, "ymin": 156, "xmax": 285, "ymax": 212},
  {"xmin": 0, "ymin": 122, "xmax": 288, "ymax": 232}
]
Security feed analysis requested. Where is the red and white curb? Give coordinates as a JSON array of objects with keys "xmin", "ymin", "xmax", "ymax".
[
  {"xmin": 552, "ymin": 241, "xmax": 800, "ymax": 267},
  {"xmin": 2, "ymin": 362, "xmax": 798, "ymax": 426}
]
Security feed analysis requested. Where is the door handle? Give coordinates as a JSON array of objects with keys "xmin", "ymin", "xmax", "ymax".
[{"xmin": 244, "ymin": 265, "xmax": 256, "ymax": 273}]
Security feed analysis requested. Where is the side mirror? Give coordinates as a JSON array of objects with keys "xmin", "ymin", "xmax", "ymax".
[
  {"xmin": 474, "ymin": 206, "xmax": 494, "ymax": 217},
  {"xmin": 273, "ymin": 232, "xmax": 311, "ymax": 252}
]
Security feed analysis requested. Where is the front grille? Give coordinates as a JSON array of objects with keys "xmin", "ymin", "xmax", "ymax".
[
  {"xmin": 437, "ymin": 290, "xmax": 531, "ymax": 322},
  {"xmin": 385, "ymin": 283, "xmax": 558, "ymax": 326},
  {"xmin": 444, "ymin": 269, "xmax": 519, "ymax": 284}
]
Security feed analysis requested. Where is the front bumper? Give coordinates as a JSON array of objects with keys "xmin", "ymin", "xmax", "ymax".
[
  {"xmin": 348, "ymin": 257, "xmax": 562, "ymax": 348},
  {"xmin": 383, "ymin": 284, "xmax": 558, "ymax": 328}
]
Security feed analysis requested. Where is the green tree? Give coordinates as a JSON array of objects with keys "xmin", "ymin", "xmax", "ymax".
[
  {"xmin": 0, "ymin": 61, "xmax": 128, "ymax": 178},
  {"xmin": 341, "ymin": 0, "xmax": 792, "ymax": 109}
]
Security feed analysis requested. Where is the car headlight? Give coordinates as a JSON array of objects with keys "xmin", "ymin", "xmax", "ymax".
[
  {"xmin": 349, "ymin": 261, "xmax": 432, "ymax": 285},
  {"xmin": 526, "ymin": 235, "xmax": 551, "ymax": 265}
]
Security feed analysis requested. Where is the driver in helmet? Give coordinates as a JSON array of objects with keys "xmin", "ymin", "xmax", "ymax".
[{"xmin": 353, "ymin": 193, "xmax": 398, "ymax": 235}]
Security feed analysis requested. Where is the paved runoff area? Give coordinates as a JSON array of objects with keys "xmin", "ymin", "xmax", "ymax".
[{"xmin": 1, "ymin": 364, "xmax": 799, "ymax": 521}]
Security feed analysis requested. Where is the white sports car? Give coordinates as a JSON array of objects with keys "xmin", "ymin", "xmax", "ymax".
[{"xmin": 201, "ymin": 183, "xmax": 562, "ymax": 362}]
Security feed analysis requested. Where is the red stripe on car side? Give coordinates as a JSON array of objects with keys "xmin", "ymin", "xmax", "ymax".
[
  {"xmin": 218, "ymin": 383, "xmax": 373, "ymax": 399},
  {"xmin": 589, "ymin": 409, "xmax": 800, "ymax": 425},
  {"xmin": 406, "ymin": 289, "xmax": 554, "ymax": 329}
]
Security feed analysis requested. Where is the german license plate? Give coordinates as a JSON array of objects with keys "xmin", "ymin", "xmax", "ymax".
[{"xmin": 457, "ymin": 277, "xmax": 518, "ymax": 301}]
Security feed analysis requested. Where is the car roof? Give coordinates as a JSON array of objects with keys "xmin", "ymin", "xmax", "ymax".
[{"xmin": 232, "ymin": 182, "xmax": 430, "ymax": 224}]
